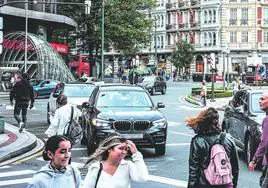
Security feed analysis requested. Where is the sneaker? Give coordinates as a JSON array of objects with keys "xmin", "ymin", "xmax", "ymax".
[{"xmin": 19, "ymin": 122, "xmax": 25, "ymax": 133}]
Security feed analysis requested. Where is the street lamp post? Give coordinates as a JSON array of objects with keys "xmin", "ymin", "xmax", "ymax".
[
  {"xmin": 101, "ymin": 0, "xmax": 104, "ymax": 81},
  {"xmin": 154, "ymin": 19, "xmax": 157, "ymax": 66},
  {"xmin": 24, "ymin": 3, "xmax": 28, "ymax": 73}
]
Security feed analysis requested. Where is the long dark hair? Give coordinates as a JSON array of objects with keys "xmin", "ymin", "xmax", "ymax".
[
  {"xmin": 185, "ymin": 107, "xmax": 221, "ymax": 135},
  {"xmin": 42, "ymin": 135, "xmax": 70, "ymax": 161}
]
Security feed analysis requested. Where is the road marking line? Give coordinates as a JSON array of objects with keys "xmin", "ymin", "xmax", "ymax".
[
  {"xmin": 168, "ymin": 121, "xmax": 181, "ymax": 127},
  {"xmin": 0, "ymin": 166, "xmax": 10, "ymax": 169},
  {"xmin": 149, "ymin": 175, "xmax": 187, "ymax": 187},
  {"xmin": 0, "ymin": 178, "xmax": 33, "ymax": 186},
  {"xmin": 168, "ymin": 131, "xmax": 194, "ymax": 137},
  {"xmin": 72, "ymin": 148, "xmax": 87, "ymax": 151},
  {"xmin": 0, "ymin": 170, "xmax": 35, "ymax": 178}
]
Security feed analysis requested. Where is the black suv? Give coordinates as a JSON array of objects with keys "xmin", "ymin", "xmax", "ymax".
[
  {"xmin": 81, "ymin": 84, "xmax": 168, "ymax": 155},
  {"xmin": 222, "ymin": 89, "xmax": 266, "ymax": 164},
  {"xmin": 138, "ymin": 76, "xmax": 167, "ymax": 95}
]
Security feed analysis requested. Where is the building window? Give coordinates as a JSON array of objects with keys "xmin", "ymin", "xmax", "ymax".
[
  {"xmin": 241, "ymin": 8, "xmax": 248, "ymax": 25},
  {"xmin": 230, "ymin": 9, "xmax": 237, "ymax": 25},
  {"xmin": 264, "ymin": 31, "xmax": 268, "ymax": 43},
  {"xmin": 161, "ymin": 36, "xmax": 164, "ymax": 48},
  {"xmin": 161, "ymin": 15, "xmax": 164, "ymax": 27},
  {"xmin": 241, "ymin": 31, "xmax": 248, "ymax": 42},
  {"xmin": 213, "ymin": 33, "xmax": 216, "ymax": 45},
  {"xmin": 213, "ymin": 10, "xmax": 216, "ymax": 23},
  {"xmin": 167, "ymin": 34, "xmax": 171, "ymax": 45},
  {"xmin": 264, "ymin": 8, "xmax": 268, "ymax": 25},
  {"xmin": 230, "ymin": 31, "xmax": 237, "ymax": 42},
  {"xmin": 204, "ymin": 11, "xmax": 207, "ymax": 23}
]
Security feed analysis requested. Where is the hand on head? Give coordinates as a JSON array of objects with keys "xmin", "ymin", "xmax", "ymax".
[{"xmin": 126, "ymin": 140, "xmax": 137, "ymax": 154}]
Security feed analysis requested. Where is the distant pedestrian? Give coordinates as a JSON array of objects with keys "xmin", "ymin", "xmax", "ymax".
[
  {"xmin": 27, "ymin": 135, "xmax": 81, "ymax": 188},
  {"xmin": 200, "ymin": 79, "xmax": 207, "ymax": 106},
  {"xmin": 186, "ymin": 107, "xmax": 239, "ymax": 188},
  {"xmin": 82, "ymin": 132, "xmax": 149, "ymax": 188},
  {"xmin": 248, "ymin": 92, "xmax": 268, "ymax": 187},
  {"xmin": 231, "ymin": 77, "xmax": 240, "ymax": 96},
  {"xmin": 45, "ymin": 95, "xmax": 80, "ymax": 137},
  {"xmin": 10, "ymin": 73, "xmax": 34, "ymax": 133}
]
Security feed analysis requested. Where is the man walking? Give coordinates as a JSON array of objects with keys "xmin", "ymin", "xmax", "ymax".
[
  {"xmin": 249, "ymin": 92, "xmax": 268, "ymax": 187},
  {"xmin": 10, "ymin": 73, "xmax": 34, "ymax": 133}
]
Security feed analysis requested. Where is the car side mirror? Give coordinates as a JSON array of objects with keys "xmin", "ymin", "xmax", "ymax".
[
  {"xmin": 82, "ymin": 102, "xmax": 93, "ymax": 113},
  {"xmin": 52, "ymin": 93, "xmax": 60, "ymax": 98},
  {"xmin": 157, "ymin": 102, "xmax": 165, "ymax": 108}
]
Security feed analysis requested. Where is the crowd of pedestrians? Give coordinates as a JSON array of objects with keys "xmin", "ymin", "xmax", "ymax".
[{"xmin": 8, "ymin": 70, "xmax": 268, "ymax": 188}]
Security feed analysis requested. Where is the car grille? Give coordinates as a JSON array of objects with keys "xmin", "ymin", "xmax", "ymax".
[
  {"xmin": 113, "ymin": 121, "xmax": 132, "ymax": 131},
  {"xmin": 113, "ymin": 120, "xmax": 151, "ymax": 132},
  {"xmin": 133, "ymin": 121, "xmax": 150, "ymax": 131}
]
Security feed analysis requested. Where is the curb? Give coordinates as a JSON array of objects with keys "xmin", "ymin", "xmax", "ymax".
[
  {"xmin": 184, "ymin": 95, "xmax": 201, "ymax": 106},
  {"xmin": 0, "ymin": 123, "xmax": 38, "ymax": 164}
]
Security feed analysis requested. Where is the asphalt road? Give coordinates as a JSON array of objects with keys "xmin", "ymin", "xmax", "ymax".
[{"xmin": 0, "ymin": 81, "xmax": 262, "ymax": 188}]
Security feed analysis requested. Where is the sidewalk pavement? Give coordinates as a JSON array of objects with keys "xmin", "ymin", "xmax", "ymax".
[
  {"xmin": 0, "ymin": 122, "xmax": 44, "ymax": 166},
  {"xmin": 185, "ymin": 95, "xmax": 232, "ymax": 111},
  {"xmin": 0, "ymin": 91, "xmax": 9, "ymax": 98}
]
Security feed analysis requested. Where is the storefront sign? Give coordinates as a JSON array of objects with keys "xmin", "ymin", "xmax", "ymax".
[{"xmin": 50, "ymin": 43, "xmax": 68, "ymax": 54}]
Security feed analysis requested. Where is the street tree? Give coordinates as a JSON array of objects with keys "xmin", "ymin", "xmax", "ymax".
[
  {"xmin": 58, "ymin": 0, "xmax": 156, "ymax": 58},
  {"xmin": 170, "ymin": 40, "xmax": 194, "ymax": 76}
]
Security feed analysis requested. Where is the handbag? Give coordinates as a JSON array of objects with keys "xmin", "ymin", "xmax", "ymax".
[{"xmin": 94, "ymin": 163, "xmax": 103, "ymax": 188}]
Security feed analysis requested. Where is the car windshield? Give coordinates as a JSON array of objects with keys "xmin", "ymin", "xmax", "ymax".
[
  {"xmin": 251, "ymin": 93, "xmax": 265, "ymax": 113},
  {"xmin": 141, "ymin": 76, "xmax": 155, "ymax": 82},
  {"xmin": 96, "ymin": 90, "xmax": 153, "ymax": 108},
  {"xmin": 64, "ymin": 85, "xmax": 94, "ymax": 97}
]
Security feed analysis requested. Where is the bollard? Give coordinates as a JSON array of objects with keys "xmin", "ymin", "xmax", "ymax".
[{"xmin": 0, "ymin": 116, "xmax": 5, "ymax": 134}]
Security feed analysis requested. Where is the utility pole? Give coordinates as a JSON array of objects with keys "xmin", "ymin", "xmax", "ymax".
[
  {"xmin": 154, "ymin": 19, "xmax": 157, "ymax": 67},
  {"xmin": 223, "ymin": 52, "xmax": 226, "ymax": 91},
  {"xmin": 101, "ymin": 0, "xmax": 104, "ymax": 81}
]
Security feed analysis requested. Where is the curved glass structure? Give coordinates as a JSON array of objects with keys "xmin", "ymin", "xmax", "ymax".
[{"xmin": 0, "ymin": 31, "xmax": 74, "ymax": 82}]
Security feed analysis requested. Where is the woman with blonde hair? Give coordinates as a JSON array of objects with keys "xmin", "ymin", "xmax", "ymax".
[
  {"xmin": 82, "ymin": 132, "xmax": 149, "ymax": 188},
  {"xmin": 186, "ymin": 107, "xmax": 239, "ymax": 188}
]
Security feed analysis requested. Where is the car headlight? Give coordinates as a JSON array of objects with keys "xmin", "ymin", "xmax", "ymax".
[
  {"xmin": 152, "ymin": 118, "xmax": 167, "ymax": 129},
  {"xmin": 92, "ymin": 118, "xmax": 110, "ymax": 127}
]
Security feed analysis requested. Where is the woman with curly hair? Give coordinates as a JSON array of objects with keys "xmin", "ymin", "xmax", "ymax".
[
  {"xmin": 82, "ymin": 132, "xmax": 149, "ymax": 188},
  {"xmin": 186, "ymin": 107, "xmax": 239, "ymax": 188}
]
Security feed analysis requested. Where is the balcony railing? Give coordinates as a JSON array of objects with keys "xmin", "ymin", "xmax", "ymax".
[
  {"xmin": 229, "ymin": 19, "xmax": 237, "ymax": 25},
  {"xmin": 240, "ymin": 19, "xmax": 248, "ymax": 25},
  {"xmin": 178, "ymin": 23, "xmax": 185, "ymax": 28},
  {"xmin": 190, "ymin": 0, "xmax": 199, "ymax": 6},
  {"xmin": 166, "ymin": 24, "xmax": 177, "ymax": 30},
  {"xmin": 178, "ymin": 2, "xmax": 185, "ymax": 7}
]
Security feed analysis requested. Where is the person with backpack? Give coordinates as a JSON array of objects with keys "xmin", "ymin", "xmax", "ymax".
[
  {"xmin": 186, "ymin": 107, "xmax": 239, "ymax": 188},
  {"xmin": 28, "ymin": 135, "xmax": 81, "ymax": 188},
  {"xmin": 45, "ymin": 95, "xmax": 80, "ymax": 139}
]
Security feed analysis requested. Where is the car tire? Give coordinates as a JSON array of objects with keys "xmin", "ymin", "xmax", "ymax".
[
  {"xmin": 155, "ymin": 144, "xmax": 166, "ymax": 155},
  {"xmin": 87, "ymin": 126, "xmax": 96, "ymax": 156},
  {"xmin": 161, "ymin": 86, "xmax": 166, "ymax": 95},
  {"xmin": 34, "ymin": 91, "xmax": 38, "ymax": 98},
  {"xmin": 245, "ymin": 134, "xmax": 256, "ymax": 165},
  {"xmin": 152, "ymin": 87, "xmax": 156, "ymax": 95},
  {"xmin": 47, "ymin": 104, "xmax": 51, "ymax": 125}
]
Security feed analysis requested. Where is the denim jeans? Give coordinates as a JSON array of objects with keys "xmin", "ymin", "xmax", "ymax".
[
  {"xmin": 261, "ymin": 165, "xmax": 268, "ymax": 188},
  {"xmin": 14, "ymin": 101, "xmax": 29, "ymax": 126}
]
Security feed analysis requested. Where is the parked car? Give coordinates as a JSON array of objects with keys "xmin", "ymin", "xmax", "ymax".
[
  {"xmin": 76, "ymin": 77, "xmax": 104, "ymax": 86},
  {"xmin": 47, "ymin": 82, "xmax": 95, "ymax": 125},
  {"xmin": 33, "ymin": 79, "xmax": 60, "ymax": 98},
  {"xmin": 30, "ymin": 79, "xmax": 43, "ymax": 86},
  {"xmin": 222, "ymin": 88, "xmax": 266, "ymax": 164},
  {"xmin": 81, "ymin": 84, "xmax": 168, "ymax": 155},
  {"xmin": 138, "ymin": 76, "xmax": 166, "ymax": 95}
]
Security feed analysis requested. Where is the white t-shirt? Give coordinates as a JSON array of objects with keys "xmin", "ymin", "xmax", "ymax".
[{"xmin": 82, "ymin": 152, "xmax": 149, "ymax": 188}]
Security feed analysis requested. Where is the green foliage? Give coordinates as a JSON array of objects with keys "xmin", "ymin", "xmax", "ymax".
[
  {"xmin": 170, "ymin": 40, "xmax": 194, "ymax": 69},
  {"xmin": 58, "ymin": 0, "xmax": 156, "ymax": 56},
  {"xmin": 207, "ymin": 91, "xmax": 233, "ymax": 99}
]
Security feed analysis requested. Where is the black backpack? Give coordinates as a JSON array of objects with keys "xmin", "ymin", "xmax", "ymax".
[{"xmin": 64, "ymin": 106, "xmax": 83, "ymax": 145}]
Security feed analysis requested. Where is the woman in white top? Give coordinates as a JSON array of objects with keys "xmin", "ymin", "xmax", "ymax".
[
  {"xmin": 82, "ymin": 133, "xmax": 149, "ymax": 188},
  {"xmin": 45, "ymin": 95, "xmax": 80, "ymax": 137}
]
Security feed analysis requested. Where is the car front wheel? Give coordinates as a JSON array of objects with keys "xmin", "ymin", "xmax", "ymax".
[
  {"xmin": 155, "ymin": 144, "xmax": 166, "ymax": 155},
  {"xmin": 161, "ymin": 86, "xmax": 166, "ymax": 95}
]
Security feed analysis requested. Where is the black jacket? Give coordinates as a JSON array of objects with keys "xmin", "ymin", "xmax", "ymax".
[
  {"xmin": 10, "ymin": 79, "xmax": 34, "ymax": 104},
  {"xmin": 187, "ymin": 133, "xmax": 239, "ymax": 188}
]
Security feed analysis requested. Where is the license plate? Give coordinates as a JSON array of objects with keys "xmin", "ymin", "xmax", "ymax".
[{"xmin": 121, "ymin": 134, "xmax": 143, "ymax": 139}]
